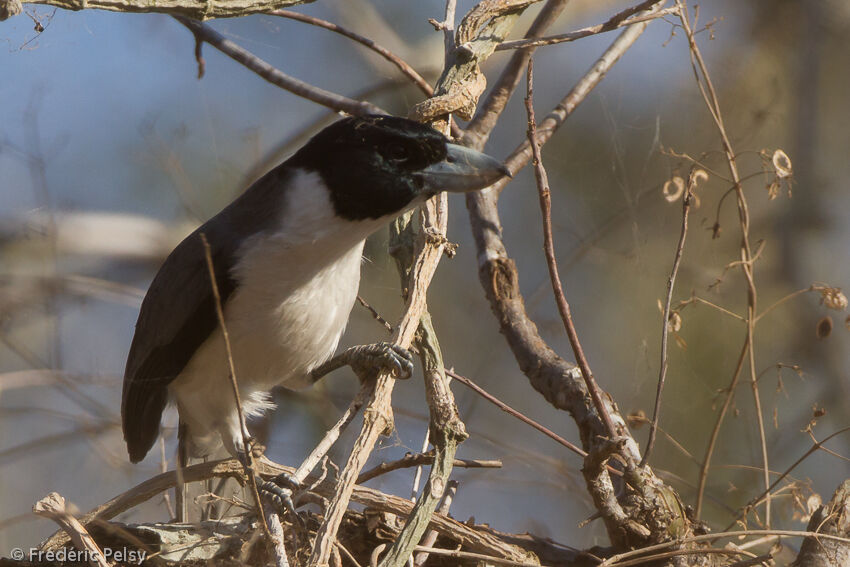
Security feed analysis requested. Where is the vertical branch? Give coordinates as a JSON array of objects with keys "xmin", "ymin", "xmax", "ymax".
[
  {"xmin": 525, "ymin": 58, "xmax": 617, "ymax": 439},
  {"xmin": 677, "ymin": 0, "xmax": 770, "ymax": 524},
  {"xmin": 306, "ymin": 206, "xmax": 449, "ymax": 567},
  {"xmin": 641, "ymin": 175, "xmax": 693, "ymax": 467},
  {"xmin": 310, "ymin": 4, "xmax": 539, "ymax": 564}
]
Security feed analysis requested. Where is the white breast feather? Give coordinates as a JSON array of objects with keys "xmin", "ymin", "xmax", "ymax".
[{"xmin": 170, "ymin": 170, "xmax": 387, "ymax": 457}]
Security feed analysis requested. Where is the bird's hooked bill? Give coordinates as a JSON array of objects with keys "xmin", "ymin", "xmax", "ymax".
[{"xmin": 417, "ymin": 143, "xmax": 510, "ymax": 194}]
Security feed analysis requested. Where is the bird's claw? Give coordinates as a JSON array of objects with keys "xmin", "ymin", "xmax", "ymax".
[
  {"xmin": 348, "ymin": 342, "xmax": 414, "ymax": 380},
  {"xmin": 256, "ymin": 472, "xmax": 305, "ymax": 528}
]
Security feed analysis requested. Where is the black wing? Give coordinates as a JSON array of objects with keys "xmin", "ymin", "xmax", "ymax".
[{"xmin": 121, "ymin": 165, "xmax": 291, "ymax": 462}]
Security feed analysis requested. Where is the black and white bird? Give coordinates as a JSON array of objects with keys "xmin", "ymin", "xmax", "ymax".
[{"xmin": 121, "ymin": 115, "xmax": 506, "ymax": 467}]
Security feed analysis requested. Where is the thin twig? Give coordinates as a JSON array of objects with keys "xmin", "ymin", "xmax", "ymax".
[
  {"xmin": 270, "ymin": 10, "xmax": 433, "ymax": 96},
  {"xmin": 641, "ymin": 172, "xmax": 693, "ymax": 467},
  {"xmin": 723, "ymin": 425, "xmax": 850, "ymax": 532},
  {"xmin": 311, "ymin": 3, "xmax": 538, "ymax": 563},
  {"xmin": 292, "ymin": 384, "xmax": 371, "ymax": 485},
  {"xmin": 753, "ymin": 286, "xmax": 813, "ymax": 324},
  {"xmin": 525, "ymin": 58, "xmax": 617, "ymax": 439},
  {"xmin": 601, "ymin": 547, "xmax": 757, "ymax": 567},
  {"xmin": 357, "ymin": 453, "xmax": 500, "ymax": 484},
  {"xmin": 465, "ymin": 4, "xmax": 670, "ymax": 550},
  {"xmin": 496, "ymin": 4, "xmax": 676, "ymax": 50},
  {"xmin": 411, "ymin": 545, "xmax": 542, "ymax": 567},
  {"xmin": 696, "ymin": 339, "xmax": 749, "ymax": 517},
  {"xmin": 357, "ymin": 295, "xmax": 395, "ymax": 335},
  {"xmin": 599, "ymin": 529, "xmax": 850, "ymax": 566},
  {"xmin": 726, "ymin": 555, "xmax": 773, "ymax": 567},
  {"xmin": 446, "ymin": 369, "xmax": 589, "ymax": 460},
  {"xmin": 40, "ymin": 459, "xmax": 528, "ymax": 562},
  {"xmin": 377, "ymin": 177, "xmax": 465, "ymax": 567},
  {"xmin": 307, "ymin": 156, "xmax": 448, "ymax": 567},
  {"xmin": 199, "ymin": 234, "xmax": 271, "ymax": 539},
  {"xmin": 174, "ymin": 16, "xmax": 384, "ymax": 117},
  {"xmin": 678, "ymin": 0, "xmax": 769, "ymax": 524}
]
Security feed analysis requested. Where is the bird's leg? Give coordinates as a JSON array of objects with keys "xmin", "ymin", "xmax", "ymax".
[
  {"xmin": 234, "ymin": 440, "xmax": 305, "ymax": 528},
  {"xmin": 311, "ymin": 342, "xmax": 414, "ymax": 383},
  {"xmin": 255, "ymin": 471, "xmax": 303, "ymax": 527},
  {"xmin": 175, "ymin": 421, "xmax": 189, "ymax": 523}
]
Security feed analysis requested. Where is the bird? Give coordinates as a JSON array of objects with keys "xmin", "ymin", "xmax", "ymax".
[{"xmin": 121, "ymin": 114, "xmax": 507, "ymax": 472}]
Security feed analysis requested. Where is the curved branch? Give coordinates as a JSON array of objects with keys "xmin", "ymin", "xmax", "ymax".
[
  {"xmin": 464, "ymin": 3, "xmax": 687, "ymax": 551},
  {"xmin": 174, "ymin": 16, "xmax": 384, "ymax": 117}
]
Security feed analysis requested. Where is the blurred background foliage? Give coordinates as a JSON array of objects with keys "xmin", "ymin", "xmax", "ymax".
[{"xmin": 1, "ymin": 0, "xmax": 849, "ymax": 557}]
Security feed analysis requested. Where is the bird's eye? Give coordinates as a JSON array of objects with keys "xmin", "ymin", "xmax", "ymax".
[{"xmin": 385, "ymin": 145, "xmax": 410, "ymax": 162}]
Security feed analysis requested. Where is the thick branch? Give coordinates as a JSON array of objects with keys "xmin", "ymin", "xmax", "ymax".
[
  {"xmin": 464, "ymin": 1, "xmax": 692, "ymax": 552},
  {"xmin": 793, "ymin": 480, "xmax": 850, "ymax": 567},
  {"xmin": 20, "ymin": 0, "xmax": 311, "ymax": 20}
]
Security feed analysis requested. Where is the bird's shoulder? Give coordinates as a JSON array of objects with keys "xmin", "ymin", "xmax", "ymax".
[{"xmin": 122, "ymin": 164, "xmax": 296, "ymax": 406}]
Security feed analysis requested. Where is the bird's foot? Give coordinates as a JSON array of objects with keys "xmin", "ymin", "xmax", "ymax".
[
  {"xmin": 347, "ymin": 342, "xmax": 415, "ymax": 380},
  {"xmin": 312, "ymin": 342, "xmax": 415, "ymax": 383},
  {"xmin": 256, "ymin": 472, "xmax": 305, "ymax": 528}
]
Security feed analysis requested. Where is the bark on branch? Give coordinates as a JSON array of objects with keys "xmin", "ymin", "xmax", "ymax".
[{"xmin": 13, "ymin": 0, "xmax": 311, "ymax": 20}]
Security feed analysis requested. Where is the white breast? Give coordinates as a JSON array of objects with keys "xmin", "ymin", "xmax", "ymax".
[{"xmin": 169, "ymin": 170, "xmax": 387, "ymax": 457}]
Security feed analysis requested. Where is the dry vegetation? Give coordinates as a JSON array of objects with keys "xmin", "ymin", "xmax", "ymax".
[{"xmin": 1, "ymin": 1, "xmax": 849, "ymax": 566}]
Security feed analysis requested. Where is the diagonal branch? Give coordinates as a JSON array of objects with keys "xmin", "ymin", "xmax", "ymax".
[
  {"xmin": 525, "ymin": 57, "xmax": 617, "ymax": 439},
  {"xmin": 174, "ymin": 16, "xmax": 384, "ymax": 117},
  {"xmin": 464, "ymin": 2, "xmax": 688, "ymax": 551},
  {"xmin": 270, "ymin": 10, "xmax": 434, "ymax": 97},
  {"xmin": 496, "ymin": 2, "xmax": 675, "ymax": 50},
  {"xmin": 464, "ymin": 0, "xmax": 570, "ymax": 149}
]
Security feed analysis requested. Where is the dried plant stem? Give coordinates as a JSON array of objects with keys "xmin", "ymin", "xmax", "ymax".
[
  {"xmin": 307, "ymin": 204, "xmax": 450, "ymax": 567},
  {"xmin": 33, "ymin": 492, "xmax": 109, "ymax": 567},
  {"xmin": 41, "ymin": 459, "xmax": 528, "ymax": 562},
  {"xmin": 411, "ymin": 544, "xmax": 539, "ymax": 567},
  {"xmin": 357, "ymin": 454, "xmax": 500, "ymax": 485},
  {"xmin": 525, "ymin": 58, "xmax": 617, "ymax": 440},
  {"xmin": 678, "ymin": 1, "xmax": 769, "ymax": 524},
  {"xmin": 17, "ymin": 0, "xmax": 309, "ymax": 19},
  {"xmin": 466, "ymin": 4, "xmax": 677, "ymax": 551},
  {"xmin": 601, "ymin": 547, "xmax": 759, "ymax": 567},
  {"xmin": 270, "ymin": 10, "xmax": 434, "ymax": 97},
  {"xmin": 598, "ymin": 529, "xmax": 850, "ymax": 567},
  {"xmin": 174, "ymin": 17, "xmax": 384, "ymax": 118},
  {"xmin": 641, "ymin": 179, "xmax": 692, "ymax": 467},
  {"xmin": 696, "ymin": 338, "xmax": 748, "ymax": 516},
  {"xmin": 723, "ymin": 425, "xmax": 850, "ymax": 532},
  {"xmin": 447, "ymin": 369, "xmax": 588, "ymax": 459},
  {"xmin": 497, "ymin": 3, "xmax": 675, "ymax": 50},
  {"xmin": 309, "ymin": 2, "xmax": 543, "ymax": 562},
  {"xmin": 292, "ymin": 384, "xmax": 370, "ymax": 485},
  {"xmin": 200, "ymin": 234, "xmax": 271, "ymax": 541}
]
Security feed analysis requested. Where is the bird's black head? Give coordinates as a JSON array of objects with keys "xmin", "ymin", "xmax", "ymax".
[{"xmin": 288, "ymin": 114, "xmax": 506, "ymax": 221}]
